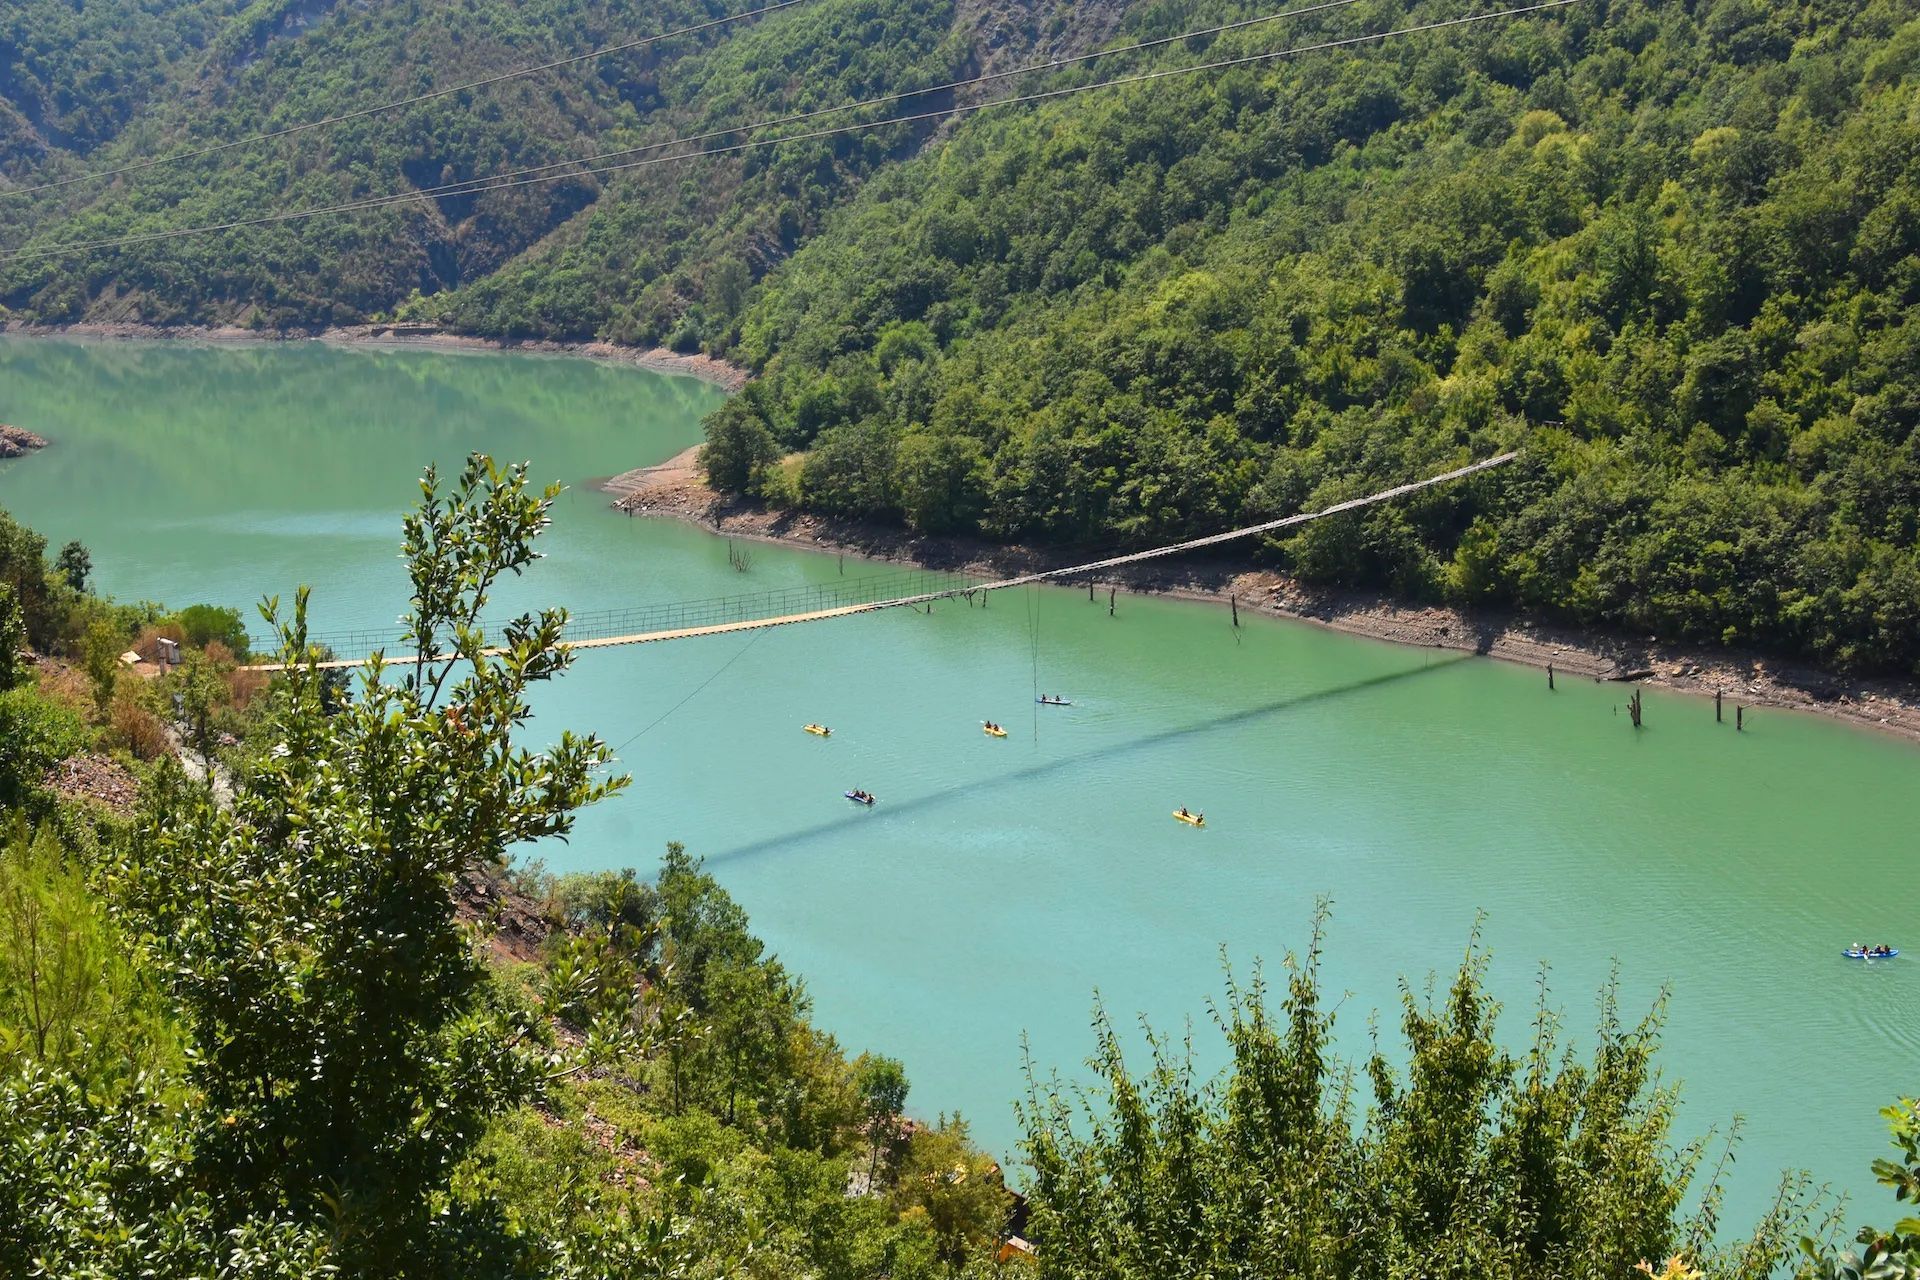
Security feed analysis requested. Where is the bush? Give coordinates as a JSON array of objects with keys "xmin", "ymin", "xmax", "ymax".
[
  {"xmin": 1018, "ymin": 922, "xmax": 1812, "ymax": 1279},
  {"xmin": 169, "ymin": 605, "xmax": 250, "ymax": 659},
  {"xmin": 0, "ymin": 687, "xmax": 91, "ymax": 807},
  {"xmin": 108, "ymin": 695, "xmax": 170, "ymax": 762}
]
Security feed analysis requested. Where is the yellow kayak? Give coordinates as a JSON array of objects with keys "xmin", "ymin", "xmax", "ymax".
[
  {"xmin": 804, "ymin": 724, "xmax": 832, "ymax": 737},
  {"xmin": 1172, "ymin": 811, "xmax": 1206, "ymax": 828},
  {"xmin": 983, "ymin": 723, "xmax": 1008, "ymax": 738}
]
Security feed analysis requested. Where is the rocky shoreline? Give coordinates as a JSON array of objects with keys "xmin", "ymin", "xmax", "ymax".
[
  {"xmin": 0, "ymin": 423, "xmax": 49, "ymax": 457},
  {"xmin": 13, "ymin": 321, "xmax": 1917, "ymax": 740},
  {"xmin": 0, "ymin": 320, "xmax": 751, "ymax": 391},
  {"xmin": 612, "ymin": 446, "xmax": 1920, "ymax": 743}
]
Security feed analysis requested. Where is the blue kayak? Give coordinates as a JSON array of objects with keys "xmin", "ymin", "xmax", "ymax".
[{"xmin": 1844, "ymin": 948, "xmax": 1898, "ymax": 959}]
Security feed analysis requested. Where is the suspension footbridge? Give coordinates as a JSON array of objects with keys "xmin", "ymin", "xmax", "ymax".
[{"xmin": 259, "ymin": 452, "xmax": 1516, "ymax": 671}]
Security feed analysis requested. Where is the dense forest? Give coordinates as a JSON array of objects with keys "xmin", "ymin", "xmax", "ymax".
[
  {"xmin": 0, "ymin": 0, "xmax": 1122, "ymax": 332},
  {"xmin": 2, "ymin": 463, "xmax": 1916, "ymax": 1276},
  {"xmin": 5, "ymin": 0, "xmax": 1920, "ymax": 676},
  {"xmin": 703, "ymin": 0, "xmax": 1920, "ymax": 677}
]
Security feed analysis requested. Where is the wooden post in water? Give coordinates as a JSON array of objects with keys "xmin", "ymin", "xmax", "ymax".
[
  {"xmin": 1088, "ymin": 581, "xmax": 1095, "ymax": 603},
  {"xmin": 1109, "ymin": 587, "xmax": 1117, "ymax": 617},
  {"xmin": 1628, "ymin": 689, "xmax": 1643, "ymax": 728},
  {"xmin": 1737, "ymin": 705, "xmax": 1745, "ymax": 732},
  {"xmin": 1547, "ymin": 663, "xmax": 1555, "ymax": 691},
  {"xmin": 1231, "ymin": 595, "xmax": 1240, "ymax": 627},
  {"xmin": 1715, "ymin": 688, "xmax": 1723, "ymax": 722}
]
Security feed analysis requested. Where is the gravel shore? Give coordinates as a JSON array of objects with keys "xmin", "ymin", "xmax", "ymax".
[{"xmin": 610, "ymin": 446, "xmax": 1920, "ymax": 743}]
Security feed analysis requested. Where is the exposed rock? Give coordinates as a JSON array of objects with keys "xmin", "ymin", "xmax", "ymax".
[
  {"xmin": 455, "ymin": 864, "xmax": 552, "ymax": 963},
  {"xmin": 0, "ymin": 424, "xmax": 48, "ymax": 458},
  {"xmin": 46, "ymin": 754, "xmax": 138, "ymax": 814}
]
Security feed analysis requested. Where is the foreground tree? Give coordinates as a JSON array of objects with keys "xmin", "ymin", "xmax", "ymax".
[
  {"xmin": 1019, "ymin": 914, "xmax": 1814, "ymax": 1280},
  {"xmin": 1806, "ymin": 1099, "xmax": 1920, "ymax": 1280},
  {"xmin": 114, "ymin": 454, "xmax": 625, "ymax": 1273}
]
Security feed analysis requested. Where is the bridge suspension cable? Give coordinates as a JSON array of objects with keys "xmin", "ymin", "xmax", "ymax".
[{"xmin": 258, "ymin": 452, "xmax": 1518, "ymax": 672}]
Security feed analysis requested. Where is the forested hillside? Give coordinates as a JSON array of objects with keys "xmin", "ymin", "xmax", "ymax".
[
  {"xmin": 0, "ymin": 0, "xmax": 248, "ymax": 168},
  {"xmin": 706, "ymin": 0, "xmax": 1920, "ymax": 676},
  {"xmin": 5, "ymin": 0, "xmax": 1920, "ymax": 676},
  {"xmin": 0, "ymin": 0, "xmax": 1118, "ymax": 333}
]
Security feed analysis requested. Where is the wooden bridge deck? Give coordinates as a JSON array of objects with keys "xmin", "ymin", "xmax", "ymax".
[{"xmin": 257, "ymin": 452, "xmax": 1516, "ymax": 672}]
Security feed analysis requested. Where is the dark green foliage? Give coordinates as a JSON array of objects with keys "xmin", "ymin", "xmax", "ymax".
[
  {"xmin": 0, "ymin": 0, "xmax": 248, "ymax": 166},
  {"xmin": 0, "ymin": 0, "xmax": 1105, "ymax": 339},
  {"xmin": 53, "ymin": 540, "xmax": 89, "ymax": 592},
  {"xmin": 0, "ymin": 583, "xmax": 24, "ymax": 692},
  {"xmin": 0, "ymin": 685, "xmax": 88, "ymax": 808},
  {"xmin": 701, "ymin": 396, "xmax": 783, "ymax": 495},
  {"xmin": 710, "ymin": 0, "xmax": 1920, "ymax": 675},
  {"xmin": 115, "ymin": 455, "xmax": 623, "ymax": 1272},
  {"xmin": 0, "ymin": 507, "xmax": 56, "ymax": 649}
]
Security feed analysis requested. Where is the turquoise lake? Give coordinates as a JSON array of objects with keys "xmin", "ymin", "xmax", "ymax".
[{"xmin": 3, "ymin": 334, "xmax": 1916, "ymax": 1227}]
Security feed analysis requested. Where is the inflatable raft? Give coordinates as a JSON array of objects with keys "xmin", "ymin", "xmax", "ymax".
[
  {"xmin": 804, "ymin": 724, "xmax": 832, "ymax": 737},
  {"xmin": 1172, "ymin": 811, "xmax": 1205, "ymax": 828},
  {"xmin": 1036, "ymin": 697, "xmax": 1072, "ymax": 706},
  {"xmin": 983, "ymin": 723, "xmax": 1008, "ymax": 738},
  {"xmin": 845, "ymin": 791, "xmax": 875, "ymax": 806},
  {"xmin": 1844, "ymin": 947, "xmax": 1898, "ymax": 959}
]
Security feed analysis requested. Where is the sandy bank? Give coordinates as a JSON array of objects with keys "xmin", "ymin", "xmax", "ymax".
[
  {"xmin": 611, "ymin": 446, "xmax": 1920, "ymax": 743},
  {"xmin": 0, "ymin": 320, "xmax": 751, "ymax": 391}
]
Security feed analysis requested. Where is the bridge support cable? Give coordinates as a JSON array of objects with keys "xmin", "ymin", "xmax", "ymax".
[{"xmin": 256, "ymin": 452, "xmax": 1516, "ymax": 672}]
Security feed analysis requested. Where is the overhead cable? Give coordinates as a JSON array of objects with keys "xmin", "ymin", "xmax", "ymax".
[
  {"xmin": 311, "ymin": 0, "xmax": 1373, "ymax": 212},
  {"xmin": 3, "ymin": 0, "xmax": 1581, "ymax": 263}
]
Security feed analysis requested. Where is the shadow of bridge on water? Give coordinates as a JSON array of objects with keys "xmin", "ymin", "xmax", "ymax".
[{"xmin": 702, "ymin": 652, "xmax": 1472, "ymax": 869}]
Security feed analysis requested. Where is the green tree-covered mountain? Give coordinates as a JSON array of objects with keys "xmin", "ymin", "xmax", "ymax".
[
  {"xmin": 0, "ymin": 0, "xmax": 1121, "ymax": 330},
  {"xmin": 4, "ymin": 0, "xmax": 1920, "ymax": 675},
  {"xmin": 710, "ymin": 0, "xmax": 1920, "ymax": 676}
]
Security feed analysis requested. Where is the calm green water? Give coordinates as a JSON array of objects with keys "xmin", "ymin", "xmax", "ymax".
[{"xmin": 5, "ymin": 335, "xmax": 1917, "ymax": 1227}]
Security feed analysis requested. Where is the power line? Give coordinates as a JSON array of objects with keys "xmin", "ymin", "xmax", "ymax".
[
  {"xmin": 302, "ymin": 0, "xmax": 1373, "ymax": 217},
  {"xmin": 3, "ymin": 0, "xmax": 1367, "ymax": 252},
  {"xmin": 1, "ymin": 0, "xmax": 812, "ymax": 200},
  {"xmin": 2, "ymin": 0, "xmax": 1581, "ymax": 264}
]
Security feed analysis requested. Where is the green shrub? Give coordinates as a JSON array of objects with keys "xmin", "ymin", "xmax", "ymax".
[
  {"xmin": 168, "ymin": 604, "xmax": 250, "ymax": 658},
  {"xmin": 0, "ymin": 687, "xmax": 90, "ymax": 808}
]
